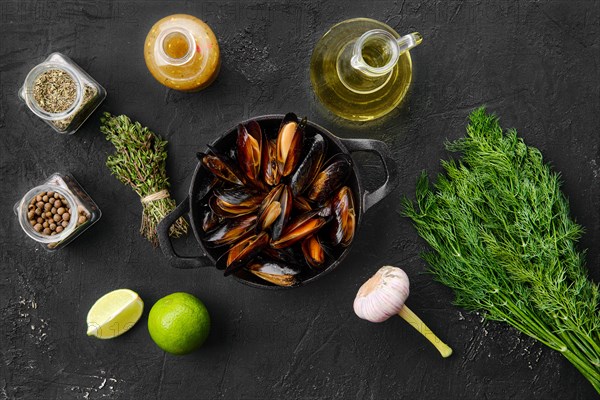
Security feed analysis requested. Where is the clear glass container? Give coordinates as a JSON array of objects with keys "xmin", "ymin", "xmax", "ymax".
[
  {"xmin": 310, "ymin": 18, "xmax": 422, "ymax": 121},
  {"xmin": 144, "ymin": 14, "xmax": 221, "ymax": 92},
  {"xmin": 19, "ymin": 52, "xmax": 106, "ymax": 134},
  {"xmin": 15, "ymin": 173, "xmax": 102, "ymax": 251}
]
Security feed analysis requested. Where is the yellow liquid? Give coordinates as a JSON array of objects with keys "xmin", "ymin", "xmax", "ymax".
[
  {"xmin": 144, "ymin": 14, "xmax": 220, "ymax": 92},
  {"xmin": 310, "ymin": 18, "xmax": 413, "ymax": 121}
]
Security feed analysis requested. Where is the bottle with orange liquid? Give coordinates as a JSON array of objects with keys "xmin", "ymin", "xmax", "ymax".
[{"xmin": 144, "ymin": 14, "xmax": 220, "ymax": 92}]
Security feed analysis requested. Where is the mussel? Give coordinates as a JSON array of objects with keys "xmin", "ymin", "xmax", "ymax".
[
  {"xmin": 261, "ymin": 139, "xmax": 280, "ymax": 186},
  {"xmin": 330, "ymin": 186, "xmax": 355, "ymax": 247},
  {"xmin": 271, "ymin": 211, "xmax": 327, "ymax": 249},
  {"xmin": 289, "ymin": 134, "xmax": 326, "ymax": 196},
  {"xmin": 247, "ymin": 261, "xmax": 299, "ymax": 287},
  {"xmin": 306, "ymin": 154, "xmax": 352, "ymax": 204},
  {"xmin": 293, "ymin": 196, "xmax": 313, "ymax": 213},
  {"xmin": 301, "ymin": 234, "xmax": 326, "ymax": 268},
  {"xmin": 256, "ymin": 184, "xmax": 292, "ymax": 240},
  {"xmin": 209, "ymin": 187, "xmax": 265, "ymax": 217},
  {"xmin": 237, "ymin": 121, "xmax": 263, "ymax": 185},
  {"xmin": 214, "ymin": 187, "xmax": 265, "ymax": 209},
  {"xmin": 261, "ymin": 246, "xmax": 306, "ymax": 266},
  {"xmin": 204, "ymin": 214, "xmax": 257, "ymax": 247},
  {"xmin": 202, "ymin": 208, "xmax": 221, "ymax": 232},
  {"xmin": 223, "ymin": 231, "xmax": 270, "ymax": 275},
  {"xmin": 199, "ymin": 151, "xmax": 246, "ymax": 186},
  {"xmin": 276, "ymin": 113, "xmax": 305, "ymax": 177}
]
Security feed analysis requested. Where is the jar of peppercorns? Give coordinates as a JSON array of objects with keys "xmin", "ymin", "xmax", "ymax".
[{"xmin": 15, "ymin": 173, "xmax": 101, "ymax": 251}]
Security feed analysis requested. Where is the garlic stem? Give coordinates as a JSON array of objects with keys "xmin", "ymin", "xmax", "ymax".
[{"xmin": 398, "ymin": 305, "xmax": 453, "ymax": 358}]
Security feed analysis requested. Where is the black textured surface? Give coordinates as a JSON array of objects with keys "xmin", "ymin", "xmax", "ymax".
[{"xmin": 1, "ymin": 1, "xmax": 599, "ymax": 399}]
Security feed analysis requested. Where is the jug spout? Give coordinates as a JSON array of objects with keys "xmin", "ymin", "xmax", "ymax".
[{"xmin": 350, "ymin": 30, "xmax": 423, "ymax": 77}]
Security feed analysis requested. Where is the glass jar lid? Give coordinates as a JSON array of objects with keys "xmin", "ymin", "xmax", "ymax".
[
  {"xmin": 17, "ymin": 184, "xmax": 79, "ymax": 243},
  {"xmin": 21, "ymin": 62, "xmax": 84, "ymax": 121}
]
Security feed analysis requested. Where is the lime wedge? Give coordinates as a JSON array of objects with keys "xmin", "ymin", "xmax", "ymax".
[{"xmin": 86, "ymin": 289, "xmax": 144, "ymax": 339}]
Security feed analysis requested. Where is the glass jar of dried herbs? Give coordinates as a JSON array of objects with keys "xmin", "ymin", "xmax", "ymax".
[{"xmin": 19, "ymin": 52, "xmax": 106, "ymax": 134}]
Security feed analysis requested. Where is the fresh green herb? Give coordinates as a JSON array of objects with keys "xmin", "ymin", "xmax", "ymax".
[
  {"xmin": 403, "ymin": 107, "xmax": 600, "ymax": 392},
  {"xmin": 100, "ymin": 112, "xmax": 187, "ymax": 246}
]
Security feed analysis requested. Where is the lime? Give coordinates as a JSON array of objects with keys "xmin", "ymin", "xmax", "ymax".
[
  {"xmin": 147, "ymin": 292, "xmax": 210, "ymax": 355},
  {"xmin": 86, "ymin": 289, "xmax": 144, "ymax": 339}
]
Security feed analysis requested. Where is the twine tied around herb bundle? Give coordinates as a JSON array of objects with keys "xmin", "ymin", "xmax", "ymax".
[
  {"xmin": 100, "ymin": 112, "xmax": 188, "ymax": 247},
  {"xmin": 141, "ymin": 189, "xmax": 170, "ymax": 204}
]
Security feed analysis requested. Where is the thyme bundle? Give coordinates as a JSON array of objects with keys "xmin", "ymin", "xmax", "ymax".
[
  {"xmin": 100, "ymin": 112, "xmax": 187, "ymax": 246},
  {"xmin": 403, "ymin": 108, "xmax": 600, "ymax": 392}
]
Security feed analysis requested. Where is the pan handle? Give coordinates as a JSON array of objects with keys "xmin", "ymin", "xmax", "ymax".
[
  {"xmin": 341, "ymin": 138, "xmax": 399, "ymax": 212},
  {"xmin": 157, "ymin": 197, "xmax": 213, "ymax": 269}
]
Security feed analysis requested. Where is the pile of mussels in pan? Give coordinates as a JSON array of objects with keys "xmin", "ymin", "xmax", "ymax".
[{"xmin": 196, "ymin": 113, "xmax": 356, "ymax": 287}]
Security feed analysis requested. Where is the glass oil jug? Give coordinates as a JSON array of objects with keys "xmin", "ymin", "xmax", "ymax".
[{"xmin": 310, "ymin": 18, "xmax": 422, "ymax": 121}]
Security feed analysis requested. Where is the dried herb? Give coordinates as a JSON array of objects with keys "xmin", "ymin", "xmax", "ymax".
[
  {"xmin": 403, "ymin": 107, "xmax": 600, "ymax": 392},
  {"xmin": 100, "ymin": 112, "xmax": 188, "ymax": 246},
  {"xmin": 52, "ymin": 84, "xmax": 97, "ymax": 131},
  {"xmin": 33, "ymin": 69, "xmax": 77, "ymax": 113}
]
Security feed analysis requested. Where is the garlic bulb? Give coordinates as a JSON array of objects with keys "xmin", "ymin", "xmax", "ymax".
[
  {"xmin": 354, "ymin": 266, "xmax": 410, "ymax": 323},
  {"xmin": 353, "ymin": 265, "xmax": 453, "ymax": 358}
]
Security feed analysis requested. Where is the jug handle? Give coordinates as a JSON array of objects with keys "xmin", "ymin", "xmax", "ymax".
[
  {"xmin": 351, "ymin": 30, "xmax": 423, "ymax": 76},
  {"xmin": 396, "ymin": 32, "xmax": 423, "ymax": 55}
]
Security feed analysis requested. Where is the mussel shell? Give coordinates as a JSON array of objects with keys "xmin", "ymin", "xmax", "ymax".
[
  {"xmin": 237, "ymin": 121, "xmax": 263, "ymax": 184},
  {"xmin": 223, "ymin": 232, "xmax": 270, "ymax": 275},
  {"xmin": 209, "ymin": 195, "xmax": 262, "ymax": 217},
  {"xmin": 301, "ymin": 234, "xmax": 326, "ymax": 268},
  {"xmin": 214, "ymin": 186, "xmax": 266, "ymax": 207},
  {"xmin": 293, "ymin": 196, "xmax": 313, "ymax": 213},
  {"xmin": 289, "ymin": 134, "xmax": 326, "ymax": 196},
  {"xmin": 261, "ymin": 246, "xmax": 306, "ymax": 266},
  {"xmin": 316, "ymin": 200, "xmax": 333, "ymax": 219},
  {"xmin": 261, "ymin": 138, "xmax": 280, "ymax": 186},
  {"xmin": 306, "ymin": 153, "xmax": 352, "ymax": 204},
  {"xmin": 330, "ymin": 186, "xmax": 356, "ymax": 247},
  {"xmin": 256, "ymin": 184, "xmax": 283, "ymax": 230},
  {"xmin": 271, "ymin": 185, "xmax": 292, "ymax": 241},
  {"xmin": 202, "ymin": 208, "xmax": 221, "ymax": 232},
  {"xmin": 258, "ymin": 201, "xmax": 281, "ymax": 231},
  {"xmin": 271, "ymin": 211, "xmax": 327, "ymax": 249},
  {"xmin": 193, "ymin": 174, "xmax": 219, "ymax": 204},
  {"xmin": 247, "ymin": 260, "xmax": 299, "ymax": 287},
  {"xmin": 276, "ymin": 113, "xmax": 305, "ymax": 177},
  {"xmin": 199, "ymin": 152, "xmax": 245, "ymax": 186},
  {"xmin": 203, "ymin": 214, "xmax": 257, "ymax": 247}
]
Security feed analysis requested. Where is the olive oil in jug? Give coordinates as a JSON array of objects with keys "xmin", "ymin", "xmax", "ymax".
[{"xmin": 310, "ymin": 18, "xmax": 422, "ymax": 121}]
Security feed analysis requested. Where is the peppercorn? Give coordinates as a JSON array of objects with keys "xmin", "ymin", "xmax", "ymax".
[{"xmin": 27, "ymin": 191, "xmax": 72, "ymax": 236}]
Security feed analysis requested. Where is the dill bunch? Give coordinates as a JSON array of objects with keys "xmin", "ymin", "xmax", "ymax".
[
  {"xmin": 403, "ymin": 107, "xmax": 600, "ymax": 392},
  {"xmin": 100, "ymin": 112, "xmax": 188, "ymax": 246}
]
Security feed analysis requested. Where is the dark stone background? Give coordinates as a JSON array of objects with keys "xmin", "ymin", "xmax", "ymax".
[{"xmin": 1, "ymin": 1, "xmax": 599, "ymax": 399}]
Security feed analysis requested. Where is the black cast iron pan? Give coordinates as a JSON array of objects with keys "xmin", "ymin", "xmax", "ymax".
[{"xmin": 158, "ymin": 115, "xmax": 399, "ymax": 289}]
